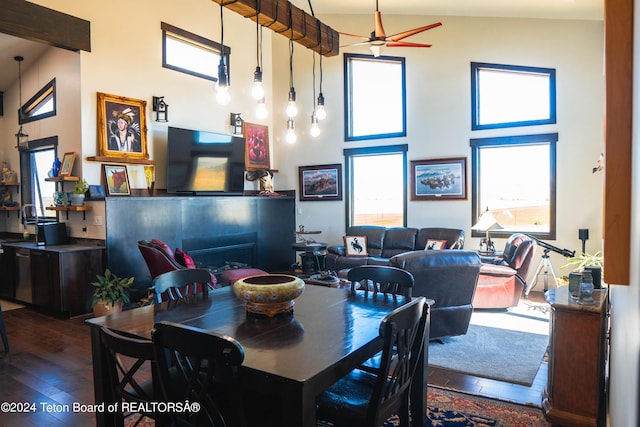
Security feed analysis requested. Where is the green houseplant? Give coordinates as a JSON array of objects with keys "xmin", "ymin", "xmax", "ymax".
[
  {"xmin": 70, "ymin": 178, "xmax": 89, "ymax": 206},
  {"xmin": 561, "ymin": 251, "xmax": 604, "ymax": 289},
  {"xmin": 91, "ymin": 268, "xmax": 134, "ymax": 316}
]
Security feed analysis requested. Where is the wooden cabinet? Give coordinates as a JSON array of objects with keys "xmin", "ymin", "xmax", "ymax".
[
  {"xmin": 543, "ymin": 286, "xmax": 608, "ymax": 426},
  {"xmin": 5, "ymin": 243, "xmax": 104, "ymax": 317},
  {"xmin": 0, "ymin": 244, "xmax": 15, "ymax": 299}
]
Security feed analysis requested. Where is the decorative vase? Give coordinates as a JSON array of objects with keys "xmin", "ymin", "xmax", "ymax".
[
  {"xmin": 93, "ymin": 300, "xmax": 122, "ymax": 317},
  {"xmin": 233, "ymin": 274, "xmax": 305, "ymax": 318},
  {"xmin": 70, "ymin": 193, "xmax": 85, "ymax": 206},
  {"xmin": 52, "ymin": 157, "xmax": 61, "ymax": 177},
  {"xmin": 584, "ymin": 266, "xmax": 602, "ymax": 289},
  {"xmin": 53, "ymin": 191, "xmax": 65, "ymax": 206}
]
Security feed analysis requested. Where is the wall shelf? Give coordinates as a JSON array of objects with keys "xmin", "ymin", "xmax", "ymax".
[
  {"xmin": 1, "ymin": 181, "xmax": 20, "ymax": 217},
  {"xmin": 86, "ymin": 156, "xmax": 155, "ymax": 165},
  {"xmin": 45, "ymin": 176, "xmax": 80, "ymax": 182},
  {"xmin": 46, "ymin": 205, "xmax": 92, "ymax": 220}
]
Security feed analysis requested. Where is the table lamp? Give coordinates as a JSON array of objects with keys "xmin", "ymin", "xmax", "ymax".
[{"xmin": 472, "ymin": 210, "xmax": 504, "ymax": 252}]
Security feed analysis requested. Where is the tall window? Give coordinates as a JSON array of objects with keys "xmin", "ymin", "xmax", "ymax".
[
  {"xmin": 471, "ymin": 62, "xmax": 556, "ymax": 130},
  {"xmin": 344, "ymin": 54, "xmax": 406, "ymax": 141},
  {"xmin": 161, "ymin": 22, "xmax": 229, "ymax": 82},
  {"xmin": 470, "ymin": 133, "xmax": 557, "ymax": 239},
  {"xmin": 345, "ymin": 145, "xmax": 407, "ymax": 228},
  {"xmin": 19, "ymin": 137, "xmax": 58, "ymax": 220}
]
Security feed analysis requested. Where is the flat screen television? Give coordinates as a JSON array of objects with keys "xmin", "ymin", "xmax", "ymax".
[{"xmin": 167, "ymin": 126, "xmax": 246, "ymax": 195}]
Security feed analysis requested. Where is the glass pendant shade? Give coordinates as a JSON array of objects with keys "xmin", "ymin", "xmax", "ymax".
[
  {"xmin": 286, "ymin": 88, "xmax": 298, "ymax": 118},
  {"xmin": 285, "ymin": 118, "xmax": 296, "ymax": 144},
  {"xmin": 310, "ymin": 112, "xmax": 320, "ymax": 137},
  {"xmin": 216, "ymin": 60, "xmax": 230, "ymax": 105},
  {"xmin": 256, "ymin": 98, "xmax": 268, "ymax": 119},
  {"xmin": 252, "ymin": 66, "xmax": 265, "ymax": 100},
  {"xmin": 316, "ymin": 93, "xmax": 326, "ymax": 120}
]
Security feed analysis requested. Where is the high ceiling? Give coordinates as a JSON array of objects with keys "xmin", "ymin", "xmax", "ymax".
[{"xmin": 0, "ymin": 0, "xmax": 603, "ymax": 93}]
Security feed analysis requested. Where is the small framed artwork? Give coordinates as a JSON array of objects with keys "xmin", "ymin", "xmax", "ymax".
[
  {"xmin": 60, "ymin": 152, "xmax": 76, "ymax": 177},
  {"xmin": 103, "ymin": 164, "xmax": 131, "ymax": 196},
  {"xmin": 97, "ymin": 92, "xmax": 148, "ymax": 160},
  {"xmin": 344, "ymin": 236, "xmax": 368, "ymax": 257},
  {"xmin": 244, "ymin": 122, "xmax": 270, "ymax": 171},
  {"xmin": 88, "ymin": 185, "xmax": 106, "ymax": 200},
  {"xmin": 298, "ymin": 164, "xmax": 343, "ymax": 201},
  {"xmin": 410, "ymin": 157, "xmax": 467, "ymax": 201}
]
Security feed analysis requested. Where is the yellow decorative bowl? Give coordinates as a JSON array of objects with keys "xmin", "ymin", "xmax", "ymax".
[{"xmin": 233, "ymin": 274, "xmax": 305, "ymax": 317}]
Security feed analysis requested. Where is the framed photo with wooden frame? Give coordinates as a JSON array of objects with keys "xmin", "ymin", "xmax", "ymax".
[
  {"xmin": 410, "ymin": 157, "xmax": 467, "ymax": 201},
  {"xmin": 298, "ymin": 164, "xmax": 343, "ymax": 201},
  {"xmin": 97, "ymin": 92, "xmax": 148, "ymax": 160},
  {"xmin": 244, "ymin": 122, "xmax": 270, "ymax": 171},
  {"xmin": 103, "ymin": 164, "xmax": 131, "ymax": 196},
  {"xmin": 59, "ymin": 152, "xmax": 76, "ymax": 177}
]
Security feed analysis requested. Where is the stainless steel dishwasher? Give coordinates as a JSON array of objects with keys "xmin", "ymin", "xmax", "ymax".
[{"xmin": 15, "ymin": 248, "xmax": 32, "ymax": 303}]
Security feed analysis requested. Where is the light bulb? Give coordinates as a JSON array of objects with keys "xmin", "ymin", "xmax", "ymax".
[
  {"xmin": 216, "ymin": 85, "xmax": 230, "ymax": 105},
  {"xmin": 310, "ymin": 113, "xmax": 320, "ymax": 137},
  {"xmin": 286, "ymin": 88, "xmax": 298, "ymax": 118},
  {"xmin": 316, "ymin": 93, "xmax": 326, "ymax": 120},
  {"xmin": 251, "ymin": 67, "xmax": 265, "ymax": 100},
  {"xmin": 286, "ymin": 118, "xmax": 296, "ymax": 144},
  {"xmin": 256, "ymin": 98, "xmax": 268, "ymax": 119}
]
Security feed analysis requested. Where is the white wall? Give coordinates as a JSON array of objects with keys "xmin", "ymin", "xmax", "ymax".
[{"xmin": 271, "ymin": 14, "xmax": 605, "ymax": 291}]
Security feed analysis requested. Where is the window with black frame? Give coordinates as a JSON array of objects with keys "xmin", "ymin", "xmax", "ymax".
[
  {"xmin": 471, "ymin": 62, "xmax": 556, "ymax": 130},
  {"xmin": 344, "ymin": 54, "xmax": 406, "ymax": 141},
  {"xmin": 470, "ymin": 133, "xmax": 557, "ymax": 240},
  {"xmin": 19, "ymin": 137, "xmax": 58, "ymax": 220}
]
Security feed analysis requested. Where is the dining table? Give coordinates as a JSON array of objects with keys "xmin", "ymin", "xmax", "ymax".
[{"xmin": 86, "ymin": 283, "xmax": 430, "ymax": 427}]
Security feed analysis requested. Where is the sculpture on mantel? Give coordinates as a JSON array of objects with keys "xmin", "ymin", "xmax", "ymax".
[{"xmin": 246, "ymin": 169, "xmax": 281, "ymax": 196}]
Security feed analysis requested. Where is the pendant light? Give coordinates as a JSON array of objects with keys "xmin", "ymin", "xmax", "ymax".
[
  {"xmin": 285, "ymin": 117, "xmax": 297, "ymax": 144},
  {"xmin": 285, "ymin": 39, "xmax": 297, "ymax": 118},
  {"xmin": 251, "ymin": 2, "xmax": 265, "ymax": 101},
  {"xmin": 309, "ymin": 53, "xmax": 320, "ymax": 137},
  {"xmin": 14, "ymin": 56, "xmax": 29, "ymax": 149},
  {"xmin": 316, "ymin": 53, "xmax": 326, "ymax": 120},
  {"xmin": 216, "ymin": 2, "xmax": 230, "ymax": 105}
]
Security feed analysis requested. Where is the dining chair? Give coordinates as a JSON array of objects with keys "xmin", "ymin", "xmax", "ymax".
[
  {"xmin": 100, "ymin": 326, "xmax": 158, "ymax": 427},
  {"xmin": 316, "ymin": 296, "xmax": 429, "ymax": 427},
  {"xmin": 0, "ymin": 302, "xmax": 9, "ymax": 352},
  {"xmin": 348, "ymin": 265, "xmax": 414, "ymax": 298},
  {"xmin": 152, "ymin": 268, "xmax": 215, "ymax": 303},
  {"xmin": 152, "ymin": 321, "xmax": 247, "ymax": 427}
]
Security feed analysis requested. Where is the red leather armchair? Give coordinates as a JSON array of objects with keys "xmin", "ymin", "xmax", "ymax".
[
  {"xmin": 473, "ymin": 233, "xmax": 537, "ymax": 309},
  {"xmin": 138, "ymin": 240, "xmax": 197, "ymax": 280}
]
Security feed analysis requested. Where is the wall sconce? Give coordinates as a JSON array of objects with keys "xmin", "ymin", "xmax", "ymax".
[
  {"xmin": 230, "ymin": 113, "xmax": 244, "ymax": 135},
  {"xmin": 152, "ymin": 96, "xmax": 169, "ymax": 122}
]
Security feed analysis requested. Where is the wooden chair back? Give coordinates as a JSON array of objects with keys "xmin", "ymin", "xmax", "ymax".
[
  {"xmin": 152, "ymin": 268, "xmax": 214, "ymax": 303},
  {"xmin": 152, "ymin": 321, "xmax": 246, "ymax": 427},
  {"xmin": 348, "ymin": 265, "xmax": 414, "ymax": 298}
]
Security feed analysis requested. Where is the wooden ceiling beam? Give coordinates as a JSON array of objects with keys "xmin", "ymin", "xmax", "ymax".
[{"xmin": 211, "ymin": 0, "xmax": 339, "ymax": 56}]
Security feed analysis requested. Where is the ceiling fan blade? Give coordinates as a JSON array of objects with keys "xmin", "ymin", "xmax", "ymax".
[
  {"xmin": 386, "ymin": 41, "xmax": 433, "ymax": 48},
  {"xmin": 374, "ymin": 11, "xmax": 387, "ymax": 38},
  {"xmin": 341, "ymin": 41, "xmax": 374, "ymax": 48},
  {"xmin": 387, "ymin": 22, "xmax": 442, "ymax": 42},
  {"xmin": 339, "ymin": 31, "xmax": 372, "ymax": 41}
]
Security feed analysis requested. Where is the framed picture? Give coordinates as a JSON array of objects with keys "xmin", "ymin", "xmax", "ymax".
[
  {"xmin": 88, "ymin": 185, "xmax": 106, "ymax": 200},
  {"xmin": 60, "ymin": 152, "xmax": 76, "ymax": 177},
  {"xmin": 410, "ymin": 157, "xmax": 467, "ymax": 201},
  {"xmin": 244, "ymin": 122, "xmax": 270, "ymax": 170},
  {"xmin": 97, "ymin": 92, "xmax": 148, "ymax": 160},
  {"xmin": 103, "ymin": 164, "xmax": 131, "ymax": 196},
  {"xmin": 298, "ymin": 164, "xmax": 343, "ymax": 201},
  {"xmin": 344, "ymin": 236, "xmax": 368, "ymax": 257}
]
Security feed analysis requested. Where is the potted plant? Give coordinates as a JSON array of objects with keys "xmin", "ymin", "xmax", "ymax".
[
  {"xmin": 70, "ymin": 178, "xmax": 88, "ymax": 206},
  {"xmin": 91, "ymin": 268, "xmax": 134, "ymax": 317},
  {"xmin": 561, "ymin": 251, "xmax": 604, "ymax": 289}
]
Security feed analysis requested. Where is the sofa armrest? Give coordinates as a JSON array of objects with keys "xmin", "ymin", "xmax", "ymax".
[
  {"xmin": 328, "ymin": 245, "xmax": 346, "ymax": 256},
  {"xmin": 479, "ymin": 263, "xmax": 517, "ymax": 277}
]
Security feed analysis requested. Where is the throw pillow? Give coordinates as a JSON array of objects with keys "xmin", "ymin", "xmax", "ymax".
[
  {"xmin": 425, "ymin": 239, "xmax": 447, "ymax": 250},
  {"xmin": 150, "ymin": 239, "xmax": 174, "ymax": 258},
  {"xmin": 174, "ymin": 248, "xmax": 196, "ymax": 268},
  {"xmin": 344, "ymin": 236, "xmax": 368, "ymax": 257}
]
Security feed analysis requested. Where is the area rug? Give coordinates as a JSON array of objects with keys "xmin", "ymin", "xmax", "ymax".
[{"xmin": 428, "ymin": 324, "xmax": 549, "ymax": 386}]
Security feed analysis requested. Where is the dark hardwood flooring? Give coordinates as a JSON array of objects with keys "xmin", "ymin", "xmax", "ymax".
[{"xmin": 0, "ymin": 292, "xmax": 548, "ymax": 425}]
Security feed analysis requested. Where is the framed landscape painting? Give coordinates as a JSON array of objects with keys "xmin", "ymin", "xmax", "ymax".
[
  {"xmin": 298, "ymin": 164, "xmax": 342, "ymax": 201},
  {"xmin": 411, "ymin": 157, "xmax": 467, "ymax": 201}
]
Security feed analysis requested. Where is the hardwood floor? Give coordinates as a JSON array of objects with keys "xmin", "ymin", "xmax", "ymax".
[{"xmin": 0, "ymin": 291, "xmax": 549, "ymax": 425}]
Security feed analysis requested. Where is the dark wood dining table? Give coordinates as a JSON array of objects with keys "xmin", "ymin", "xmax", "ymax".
[{"xmin": 86, "ymin": 284, "xmax": 429, "ymax": 427}]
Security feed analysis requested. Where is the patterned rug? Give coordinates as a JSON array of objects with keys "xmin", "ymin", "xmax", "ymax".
[{"xmin": 125, "ymin": 386, "xmax": 549, "ymax": 426}]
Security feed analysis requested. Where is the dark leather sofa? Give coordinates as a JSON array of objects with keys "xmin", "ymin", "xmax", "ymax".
[
  {"xmin": 389, "ymin": 250, "xmax": 481, "ymax": 340},
  {"xmin": 325, "ymin": 226, "xmax": 465, "ymax": 272}
]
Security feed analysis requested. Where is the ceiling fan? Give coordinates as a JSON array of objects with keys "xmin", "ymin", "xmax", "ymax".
[{"xmin": 340, "ymin": 0, "xmax": 442, "ymax": 57}]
